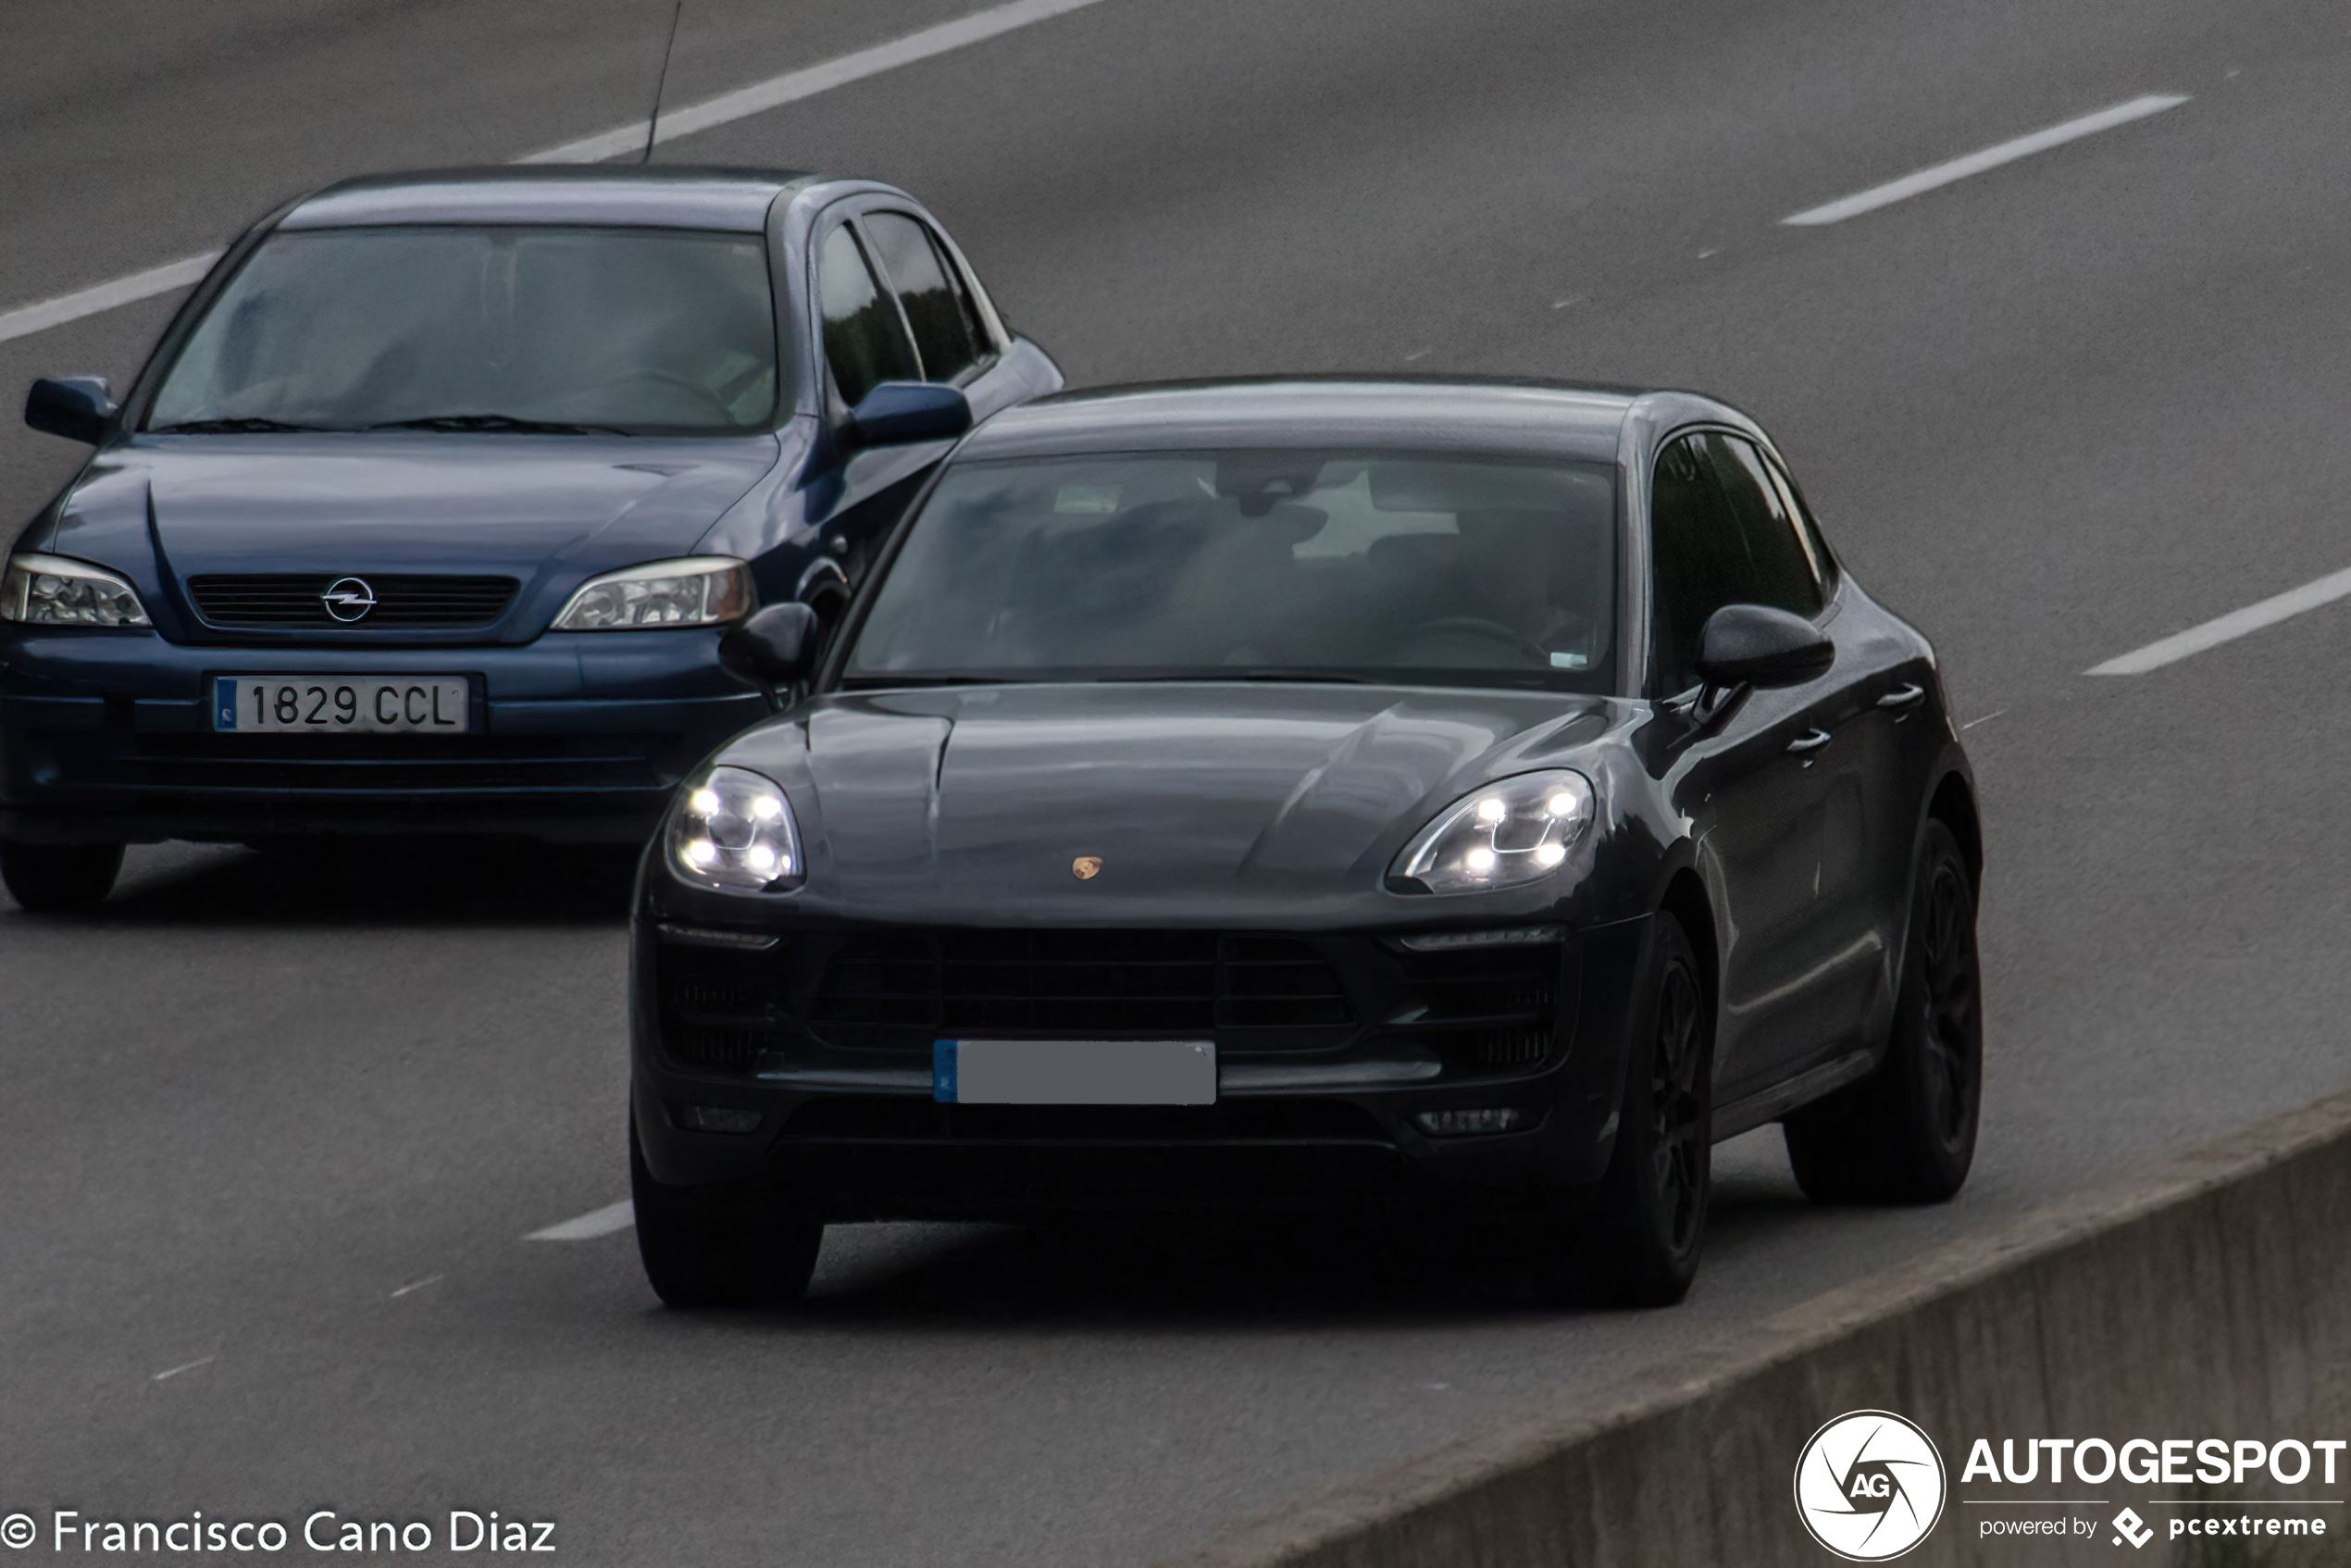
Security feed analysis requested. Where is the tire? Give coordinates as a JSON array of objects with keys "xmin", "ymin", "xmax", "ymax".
[
  {"xmin": 1540, "ymin": 913, "xmax": 1712, "ymax": 1307},
  {"xmin": 0, "ymin": 840, "xmax": 124, "ymax": 913},
  {"xmin": 1785, "ymin": 819, "xmax": 1982, "ymax": 1204},
  {"xmin": 630, "ymin": 1119, "xmax": 823, "ymax": 1309}
]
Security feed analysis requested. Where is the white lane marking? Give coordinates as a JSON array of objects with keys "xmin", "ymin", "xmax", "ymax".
[
  {"xmin": 526, "ymin": 1200, "xmax": 635, "ymax": 1242},
  {"xmin": 152, "ymin": 1355, "xmax": 216, "ymax": 1382},
  {"xmin": 1781, "ymin": 93, "xmax": 2189, "ymax": 227},
  {"xmin": 0, "ymin": 0, "xmax": 1119, "ymax": 345},
  {"xmin": 1960, "ymin": 708, "xmax": 2007, "ymax": 730},
  {"xmin": 0, "ymin": 253, "xmax": 223, "ymax": 347},
  {"xmin": 2086, "ymin": 564, "xmax": 2351, "ymax": 676},
  {"xmin": 526, "ymin": 0, "xmax": 1117, "ymax": 162},
  {"xmin": 391, "ymin": 1273, "xmax": 445, "ymax": 1298}
]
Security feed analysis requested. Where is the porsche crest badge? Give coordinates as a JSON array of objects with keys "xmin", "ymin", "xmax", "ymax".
[{"xmin": 1071, "ymin": 855, "xmax": 1104, "ymax": 880}]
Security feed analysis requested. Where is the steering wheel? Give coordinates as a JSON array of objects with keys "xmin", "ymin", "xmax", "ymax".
[
  {"xmin": 1396, "ymin": 616, "xmax": 1553, "ymax": 666},
  {"xmin": 580, "ymin": 367, "xmax": 734, "ymax": 423}
]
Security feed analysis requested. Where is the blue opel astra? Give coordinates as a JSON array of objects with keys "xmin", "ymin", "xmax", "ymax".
[{"xmin": 0, "ymin": 166, "xmax": 1061, "ymax": 910}]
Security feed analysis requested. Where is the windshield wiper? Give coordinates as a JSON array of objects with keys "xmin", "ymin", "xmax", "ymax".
[
  {"xmin": 1101, "ymin": 669, "xmax": 1382, "ymax": 685},
  {"xmin": 370, "ymin": 413, "xmax": 621, "ymax": 435},
  {"xmin": 150, "ymin": 417, "xmax": 336, "ymax": 433}
]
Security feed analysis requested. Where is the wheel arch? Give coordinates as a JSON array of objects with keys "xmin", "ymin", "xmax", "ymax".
[
  {"xmin": 1924, "ymin": 766, "xmax": 1983, "ymax": 892},
  {"xmin": 1656, "ymin": 865, "xmax": 1719, "ymax": 1019}
]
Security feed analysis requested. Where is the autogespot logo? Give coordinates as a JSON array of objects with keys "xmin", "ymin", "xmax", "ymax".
[{"xmin": 1796, "ymin": 1411, "xmax": 1949, "ymax": 1561}]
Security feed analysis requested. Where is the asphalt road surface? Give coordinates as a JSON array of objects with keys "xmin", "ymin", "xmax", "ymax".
[{"xmin": 6, "ymin": 1, "xmax": 2351, "ymax": 1562}]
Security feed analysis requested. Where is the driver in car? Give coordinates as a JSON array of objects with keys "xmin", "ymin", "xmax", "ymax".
[{"xmin": 1455, "ymin": 508, "xmax": 1603, "ymax": 670}]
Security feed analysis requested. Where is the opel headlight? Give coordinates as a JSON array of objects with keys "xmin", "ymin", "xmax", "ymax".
[
  {"xmin": 1390, "ymin": 770, "xmax": 1594, "ymax": 894},
  {"xmin": 668, "ymin": 765, "xmax": 803, "ymax": 893},
  {"xmin": 553, "ymin": 556, "xmax": 753, "ymax": 630},
  {"xmin": 1, "ymin": 553, "xmax": 151, "ymax": 628}
]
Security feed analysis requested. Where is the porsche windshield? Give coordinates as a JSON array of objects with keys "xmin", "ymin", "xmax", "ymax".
[
  {"xmin": 146, "ymin": 226, "xmax": 778, "ymax": 435},
  {"xmin": 846, "ymin": 450, "xmax": 1619, "ymax": 691}
]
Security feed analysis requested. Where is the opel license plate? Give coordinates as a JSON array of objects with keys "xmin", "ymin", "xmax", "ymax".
[{"xmin": 213, "ymin": 676, "xmax": 470, "ymax": 734}]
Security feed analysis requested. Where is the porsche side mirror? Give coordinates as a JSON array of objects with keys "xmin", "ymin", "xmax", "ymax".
[
  {"xmin": 721, "ymin": 602, "xmax": 823, "ymax": 691},
  {"xmin": 25, "ymin": 377, "xmax": 118, "ymax": 444},
  {"xmin": 842, "ymin": 382, "xmax": 971, "ymax": 449},
  {"xmin": 1694, "ymin": 604, "xmax": 1835, "ymax": 690}
]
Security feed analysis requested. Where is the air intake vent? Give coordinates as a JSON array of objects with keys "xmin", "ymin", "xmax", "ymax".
[
  {"xmin": 188, "ymin": 574, "xmax": 517, "ymax": 629},
  {"xmin": 656, "ymin": 947, "xmax": 790, "ymax": 1073},
  {"xmin": 812, "ymin": 929, "xmax": 1355, "ymax": 1040},
  {"xmin": 1386, "ymin": 939, "xmax": 1567, "ymax": 1070}
]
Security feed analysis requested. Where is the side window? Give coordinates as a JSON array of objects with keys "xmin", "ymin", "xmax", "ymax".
[
  {"xmin": 864, "ymin": 213, "xmax": 985, "ymax": 384},
  {"xmin": 817, "ymin": 224, "xmax": 919, "ymax": 408},
  {"xmin": 1761, "ymin": 453, "xmax": 1835, "ymax": 590},
  {"xmin": 1649, "ymin": 434, "xmax": 1747, "ymax": 695},
  {"xmin": 1703, "ymin": 433, "xmax": 1823, "ymax": 617}
]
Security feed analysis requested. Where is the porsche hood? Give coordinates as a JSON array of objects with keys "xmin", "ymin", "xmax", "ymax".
[{"xmin": 718, "ymin": 682, "xmax": 1620, "ymax": 920}]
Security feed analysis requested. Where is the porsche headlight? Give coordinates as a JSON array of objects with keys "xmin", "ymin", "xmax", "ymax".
[
  {"xmin": 668, "ymin": 765, "xmax": 803, "ymax": 893},
  {"xmin": 1390, "ymin": 770, "xmax": 1594, "ymax": 894},
  {"xmin": 1, "ymin": 553, "xmax": 151, "ymax": 627},
  {"xmin": 553, "ymin": 556, "xmax": 753, "ymax": 630}
]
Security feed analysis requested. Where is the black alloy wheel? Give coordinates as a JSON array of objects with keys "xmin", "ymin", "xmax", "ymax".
[
  {"xmin": 1547, "ymin": 912, "xmax": 1712, "ymax": 1308},
  {"xmin": 1914, "ymin": 849, "xmax": 1978, "ymax": 1151},
  {"xmin": 1785, "ymin": 819, "xmax": 1982, "ymax": 1203},
  {"xmin": 631, "ymin": 1118, "xmax": 824, "ymax": 1310},
  {"xmin": 1647, "ymin": 952, "xmax": 1709, "ymax": 1259}
]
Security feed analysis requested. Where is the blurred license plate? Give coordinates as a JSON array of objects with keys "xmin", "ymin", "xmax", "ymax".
[
  {"xmin": 933, "ymin": 1039, "xmax": 1216, "ymax": 1105},
  {"xmin": 213, "ymin": 676, "xmax": 470, "ymax": 734}
]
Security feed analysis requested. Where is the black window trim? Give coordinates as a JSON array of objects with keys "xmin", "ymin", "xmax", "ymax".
[
  {"xmin": 1646, "ymin": 421, "xmax": 1836, "ymax": 701},
  {"xmin": 1757, "ymin": 444, "xmax": 1840, "ymax": 595},
  {"xmin": 852, "ymin": 217, "xmax": 931, "ymax": 382},
  {"xmin": 858, "ymin": 205, "xmax": 1001, "ymax": 390},
  {"xmin": 814, "ymin": 216, "xmax": 921, "ymax": 417}
]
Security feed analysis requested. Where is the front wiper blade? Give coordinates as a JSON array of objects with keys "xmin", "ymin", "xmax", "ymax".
[
  {"xmin": 370, "ymin": 413, "xmax": 619, "ymax": 435},
  {"xmin": 1102, "ymin": 669, "xmax": 1382, "ymax": 685},
  {"xmin": 150, "ymin": 417, "xmax": 336, "ymax": 433}
]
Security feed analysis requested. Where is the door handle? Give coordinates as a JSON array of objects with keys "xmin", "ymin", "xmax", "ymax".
[
  {"xmin": 1877, "ymin": 683, "xmax": 1925, "ymax": 710},
  {"xmin": 1785, "ymin": 728, "xmax": 1833, "ymax": 754}
]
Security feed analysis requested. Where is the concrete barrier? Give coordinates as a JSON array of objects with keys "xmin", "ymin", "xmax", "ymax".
[{"xmin": 1168, "ymin": 1089, "xmax": 2351, "ymax": 1567}]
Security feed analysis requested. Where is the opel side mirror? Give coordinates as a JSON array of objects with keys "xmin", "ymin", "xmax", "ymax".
[
  {"xmin": 25, "ymin": 377, "xmax": 118, "ymax": 444},
  {"xmin": 841, "ymin": 382, "xmax": 971, "ymax": 449}
]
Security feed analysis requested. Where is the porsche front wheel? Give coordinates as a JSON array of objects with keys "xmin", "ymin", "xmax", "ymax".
[
  {"xmin": 631, "ymin": 1119, "xmax": 823, "ymax": 1309},
  {"xmin": 1538, "ymin": 912, "xmax": 1712, "ymax": 1308}
]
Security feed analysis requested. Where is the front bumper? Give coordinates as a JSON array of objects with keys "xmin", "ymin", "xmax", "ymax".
[
  {"xmin": 629, "ymin": 906, "xmax": 1656, "ymax": 1220},
  {"xmin": 0, "ymin": 627, "xmax": 770, "ymax": 844}
]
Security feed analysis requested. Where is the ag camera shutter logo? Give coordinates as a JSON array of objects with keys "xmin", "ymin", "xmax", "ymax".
[{"xmin": 1795, "ymin": 1411, "xmax": 1948, "ymax": 1561}]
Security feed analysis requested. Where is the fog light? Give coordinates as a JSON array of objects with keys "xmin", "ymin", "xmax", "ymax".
[
  {"xmin": 676, "ymin": 1106, "xmax": 763, "ymax": 1134},
  {"xmin": 1414, "ymin": 1107, "xmax": 1524, "ymax": 1137}
]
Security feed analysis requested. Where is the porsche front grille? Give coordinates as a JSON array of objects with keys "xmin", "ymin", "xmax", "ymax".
[{"xmin": 812, "ymin": 929, "xmax": 1356, "ymax": 1037}]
